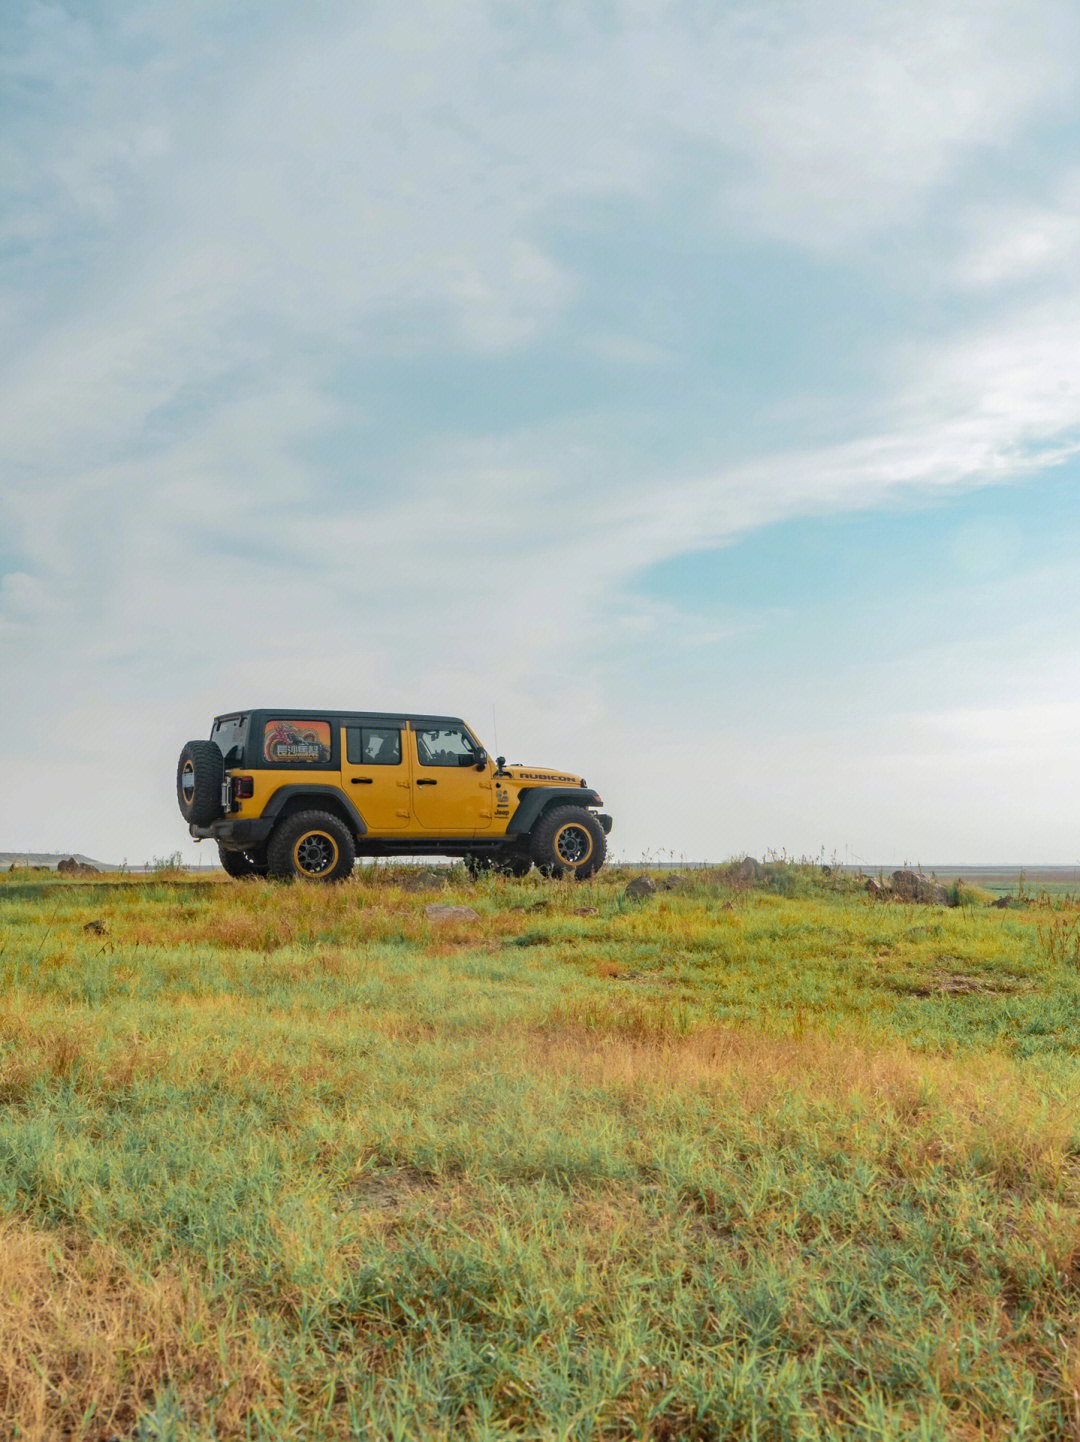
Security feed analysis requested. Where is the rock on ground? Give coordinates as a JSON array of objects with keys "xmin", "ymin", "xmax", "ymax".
[
  {"xmin": 424, "ymin": 904, "xmax": 480, "ymax": 924},
  {"xmin": 56, "ymin": 857, "xmax": 99, "ymax": 876},
  {"xmin": 889, "ymin": 870, "xmax": 948, "ymax": 905},
  {"xmin": 730, "ymin": 856, "xmax": 763, "ymax": 885},
  {"xmin": 624, "ymin": 875, "xmax": 657, "ymax": 899}
]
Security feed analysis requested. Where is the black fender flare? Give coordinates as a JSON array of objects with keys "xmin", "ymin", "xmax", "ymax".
[
  {"xmin": 262, "ymin": 785, "xmax": 368, "ymax": 837},
  {"xmin": 506, "ymin": 788, "xmax": 604, "ymax": 837}
]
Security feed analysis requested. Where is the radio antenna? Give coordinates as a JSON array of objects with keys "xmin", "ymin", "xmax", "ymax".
[{"xmin": 491, "ymin": 703, "xmax": 499, "ymax": 757}]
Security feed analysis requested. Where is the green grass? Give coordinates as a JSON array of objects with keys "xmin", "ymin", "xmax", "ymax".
[{"xmin": 3, "ymin": 865, "xmax": 1080, "ymax": 1439}]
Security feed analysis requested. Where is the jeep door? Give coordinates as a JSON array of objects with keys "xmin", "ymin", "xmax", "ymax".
[
  {"xmin": 409, "ymin": 723, "xmax": 494, "ymax": 833},
  {"xmin": 340, "ymin": 724, "xmax": 411, "ymax": 832}
]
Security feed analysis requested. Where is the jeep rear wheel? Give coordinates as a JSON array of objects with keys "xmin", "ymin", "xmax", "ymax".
[
  {"xmin": 177, "ymin": 741, "xmax": 224, "ymax": 826},
  {"xmin": 267, "ymin": 811, "xmax": 355, "ymax": 882},
  {"xmin": 530, "ymin": 806, "xmax": 605, "ymax": 879}
]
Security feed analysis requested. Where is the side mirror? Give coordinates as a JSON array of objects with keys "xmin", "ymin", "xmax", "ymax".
[{"xmin": 474, "ymin": 747, "xmax": 488, "ymax": 770}]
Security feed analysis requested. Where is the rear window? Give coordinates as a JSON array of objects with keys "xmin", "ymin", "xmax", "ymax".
[
  {"xmin": 211, "ymin": 715, "xmax": 249, "ymax": 766},
  {"xmin": 262, "ymin": 718, "xmax": 332, "ymax": 767}
]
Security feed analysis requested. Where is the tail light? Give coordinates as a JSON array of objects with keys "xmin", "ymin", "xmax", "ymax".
[{"xmin": 233, "ymin": 775, "xmax": 255, "ymax": 800}]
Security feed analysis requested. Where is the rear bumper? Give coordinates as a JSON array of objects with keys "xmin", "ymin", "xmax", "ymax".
[{"xmin": 189, "ymin": 817, "xmax": 274, "ymax": 849}]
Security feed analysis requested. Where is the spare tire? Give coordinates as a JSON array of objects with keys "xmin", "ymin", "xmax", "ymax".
[{"xmin": 177, "ymin": 740, "xmax": 224, "ymax": 826}]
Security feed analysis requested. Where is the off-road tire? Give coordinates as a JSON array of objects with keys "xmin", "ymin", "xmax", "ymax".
[
  {"xmin": 530, "ymin": 806, "xmax": 606, "ymax": 880},
  {"xmin": 246, "ymin": 847, "xmax": 270, "ymax": 877},
  {"xmin": 267, "ymin": 811, "xmax": 355, "ymax": 882},
  {"xmin": 177, "ymin": 741, "xmax": 224, "ymax": 826},
  {"xmin": 217, "ymin": 845, "xmax": 266, "ymax": 879}
]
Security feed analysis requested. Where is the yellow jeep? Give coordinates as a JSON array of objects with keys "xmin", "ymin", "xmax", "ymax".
[{"xmin": 177, "ymin": 709, "xmax": 611, "ymax": 881}]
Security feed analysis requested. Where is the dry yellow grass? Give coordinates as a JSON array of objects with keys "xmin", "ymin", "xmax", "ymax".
[{"xmin": 0, "ymin": 1221, "xmax": 277, "ymax": 1441}]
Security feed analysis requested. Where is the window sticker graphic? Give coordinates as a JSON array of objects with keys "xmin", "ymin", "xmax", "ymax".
[{"xmin": 263, "ymin": 719, "xmax": 332, "ymax": 765}]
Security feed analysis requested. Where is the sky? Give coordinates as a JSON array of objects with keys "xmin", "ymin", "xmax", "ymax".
[{"xmin": 2, "ymin": 0, "xmax": 1079, "ymax": 867}]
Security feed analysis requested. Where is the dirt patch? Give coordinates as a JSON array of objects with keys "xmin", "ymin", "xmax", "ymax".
[
  {"xmin": 902, "ymin": 969, "xmax": 1032, "ymax": 998},
  {"xmin": 338, "ymin": 1167, "xmax": 439, "ymax": 1213}
]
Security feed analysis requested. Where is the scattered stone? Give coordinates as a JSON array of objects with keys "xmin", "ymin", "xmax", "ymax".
[
  {"xmin": 992, "ymin": 894, "xmax": 1013, "ymax": 909},
  {"xmin": 82, "ymin": 919, "xmax": 107, "ymax": 935},
  {"xmin": 661, "ymin": 872, "xmax": 687, "ymax": 890},
  {"xmin": 57, "ymin": 856, "xmax": 99, "ymax": 876},
  {"xmin": 572, "ymin": 906, "xmax": 599, "ymax": 916},
  {"xmin": 401, "ymin": 868, "xmax": 449, "ymax": 892},
  {"xmin": 890, "ymin": 870, "xmax": 948, "ymax": 905},
  {"xmin": 624, "ymin": 875, "xmax": 657, "ymax": 900},
  {"xmin": 866, "ymin": 877, "xmax": 888, "ymax": 898},
  {"xmin": 424, "ymin": 904, "xmax": 479, "ymax": 924}
]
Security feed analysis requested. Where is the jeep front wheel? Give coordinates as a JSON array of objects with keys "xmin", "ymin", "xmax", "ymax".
[
  {"xmin": 177, "ymin": 741, "xmax": 224, "ymax": 826},
  {"xmin": 530, "ymin": 806, "xmax": 605, "ymax": 879},
  {"xmin": 267, "ymin": 812, "xmax": 355, "ymax": 882}
]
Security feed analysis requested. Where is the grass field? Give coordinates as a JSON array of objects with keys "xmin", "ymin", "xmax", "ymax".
[{"xmin": 3, "ymin": 862, "xmax": 1080, "ymax": 1440}]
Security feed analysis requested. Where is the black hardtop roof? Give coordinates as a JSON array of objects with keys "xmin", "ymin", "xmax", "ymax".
[{"xmin": 213, "ymin": 708, "xmax": 468, "ymax": 729}]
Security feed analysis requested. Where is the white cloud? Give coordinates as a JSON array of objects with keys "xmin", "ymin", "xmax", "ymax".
[
  {"xmin": 956, "ymin": 176, "xmax": 1080, "ymax": 290},
  {"xmin": 0, "ymin": 571, "xmax": 57, "ymax": 629}
]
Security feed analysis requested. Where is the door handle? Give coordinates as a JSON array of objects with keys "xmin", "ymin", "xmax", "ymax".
[
  {"xmin": 350, "ymin": 777, "xmax": 373, "ymax": 785},
  {"xmin": 416, "ymin": 778, "xmax": 437, "ymax": 786}
]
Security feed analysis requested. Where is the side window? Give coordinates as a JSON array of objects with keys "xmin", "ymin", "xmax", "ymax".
[
  {"xmin": 415, "ymin": 726, "xmax": 477, "ymax": 767},
  {"xmin": 346, "ymin": 727, "xmax": 402, "ymax": 766},
  {"xmin": 262, "ymin": 719, "xmax": 332, "ymax": 766}
]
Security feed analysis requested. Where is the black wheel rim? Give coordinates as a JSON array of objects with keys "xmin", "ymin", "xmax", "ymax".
[
  {"xmin": 554, "ymin": 824, "xmax": 591, "ymax": 865},
  {"xmin": 181, "ymin": 762, "xmax": 195, "ymax": 806},
  {"xmin": 294, "ymin": 832, "xmax": 338, "ymax": 877}
]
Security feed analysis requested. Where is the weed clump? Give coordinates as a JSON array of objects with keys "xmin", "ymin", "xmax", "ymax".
[{"xmin": 946, "ymin": 879, "xmax": 998, "ymax": 908}]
